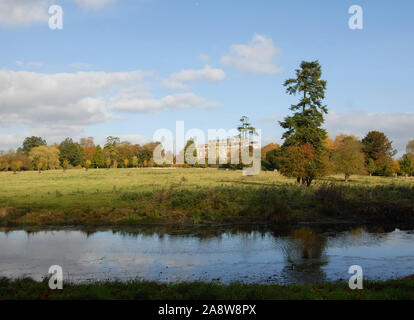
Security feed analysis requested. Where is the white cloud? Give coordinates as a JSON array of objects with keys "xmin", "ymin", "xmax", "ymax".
[
  {"xmin": 73, "ymin": 0, "xmax": 116, "ymax": 9},
  {"xmin": 0, "ymin": 69, "xmax": 155, "ymax": 151},
  {"xmin": 221, "ymin": 34, "xmax": 282, "ymax": 75},
  {"xmin": 325, "ymin": 111, "xmax": 414, "ymax": 156},
  {"xmin": 0, "ymin": 0, "xmax": 52, "ymax": 27},
  {"xmin": 110, "ymin": 92, "xmax": 222, "ymax": 113},
  {"xmin": 0, "ymin": 69, "xmax": 148, "ymax": 138},
  {"xmin": 162, "ymin": 65, "xmax": 225, "ymax": 90}
]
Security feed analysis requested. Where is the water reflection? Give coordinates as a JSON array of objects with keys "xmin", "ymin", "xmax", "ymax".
[
  {"xmin": 277, "ymin": 228, "xmax": 328, "ymax": 284},
  {"xmin": 0, "ymin": 225, "xmax": 413, "ymax": 284}
]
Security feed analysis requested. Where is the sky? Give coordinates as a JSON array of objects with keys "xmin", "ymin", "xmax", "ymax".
[{"xmin": 0, "ymin": 0, "xmax": 413, "ymax": 156}]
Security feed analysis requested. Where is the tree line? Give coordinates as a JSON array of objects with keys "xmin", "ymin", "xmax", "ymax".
[
  {"xmin": 0, "ymin": 136, "xmax": 161, "ymax": 173},
  {"xmin": 1, "ymin": 61, "xmax": 413, "ymax": 182}
]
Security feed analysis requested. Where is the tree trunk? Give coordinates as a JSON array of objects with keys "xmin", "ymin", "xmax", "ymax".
[{"xmin": 345, "ymin": 174, "xmax": 349, "ymax": 183}]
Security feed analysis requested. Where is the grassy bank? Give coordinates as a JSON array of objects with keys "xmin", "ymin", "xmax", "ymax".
[
  {"xmin": 1, "ymin": 277, "xmax": 414, "ymax": 300},
  {"xmin": 0, "ymin": 168, "xmax": 413, "ymax": 226}
]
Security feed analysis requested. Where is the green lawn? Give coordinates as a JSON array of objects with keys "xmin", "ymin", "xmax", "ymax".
[{"xmin": 0, "ymin": 168, "xmax": 413, "ymax": 226}]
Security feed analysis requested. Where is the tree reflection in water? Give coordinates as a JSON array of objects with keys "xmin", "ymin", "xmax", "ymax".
[{"xmin": 277, "ymin": 227, "xmax": 328, "ymax": 284}]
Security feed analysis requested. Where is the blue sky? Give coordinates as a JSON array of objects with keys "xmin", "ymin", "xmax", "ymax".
[{"xmin": 0, "ymin": 0, "xmax": 413, "ymax": 155}]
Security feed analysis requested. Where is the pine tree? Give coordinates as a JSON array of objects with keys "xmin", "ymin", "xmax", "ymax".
[{"xmin": 278, "ymin": 61, "xmax": 328, "ymax": 186}]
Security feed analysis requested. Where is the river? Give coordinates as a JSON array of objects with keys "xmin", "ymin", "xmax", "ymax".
[{"xmin": 0, "ymin": 225, "xmax": 413, "ymax": 284}]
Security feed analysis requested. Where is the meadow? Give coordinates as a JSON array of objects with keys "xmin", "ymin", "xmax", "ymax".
[{"xmin": 0, "ymin": 168, "xmax": 413, "ymax": 226}]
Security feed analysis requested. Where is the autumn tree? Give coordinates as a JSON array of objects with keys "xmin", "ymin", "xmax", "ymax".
[
  {"xmin": 0, "ymin": 151, "xmax": 31, "ymax": 171},
  {"xmin": 80, "ymin": 137, "xmax": 95, "ymax": 163},
  {"xmin": 29, "ymin": 146, "xmax": 60, "ymax": 170},
  {"xmin": 85, "ymin": 160, "xmax": 91, "ymax": 171},
  {"xmin": 279, "ymin": 143, "xmax": 318, "ymax": 186},
  {"xmin": 92, "ymin": 145, "xmax": 105, "ymax": 168},
  {"xmin": 406, "ymin": 140, "xmax": 414, "ymax": 155},
  {"xmin": 11, "ymin": 160, "xmax": 23, "ymax": 174},
  {"xmin": 332, "ymin": 135, "xmax": 366, "ymax": 182},
  {"xmin": 105, "ymin": 158, "xmax": 112, "ymax": 169},
  {"xmin": 132, "ymin": 156, "xmax": 139, "ymax": 167},
  {"xmin": 278, "ymin": 60, "xmax": 328, "ymax": 185},
  {"xmin": 362, "ymin": 131, "xmax": 396, "ymax": 176},
  {"xmin": 62, "ymin": 159, "xmax": 70, "ymax": 171}
]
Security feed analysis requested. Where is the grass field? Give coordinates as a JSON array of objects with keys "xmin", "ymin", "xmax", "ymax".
[
  {"xmin": 0, "ymin": 168, "xmax": 413, "ymax": 226},
  {"xmin": 1, "ymin": 276, "xmax": 414, "ymax": 300}
]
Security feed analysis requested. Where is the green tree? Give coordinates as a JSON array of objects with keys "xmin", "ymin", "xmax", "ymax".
[
  {"xmin": 22, "ymin": 136, "xmax": 46, "ymax": 154},
  {"xmin": 103, "ymin": 136, "xmax": 121, "ymax": 163},
  {"xmin": 362, "ymin": 131, "xmax": 396, "ymax": 176},
  {"xmin": 400, "ymin": 154, "xmax": 413, "ymax": 176},
  {"xmin": 278, "ymin": 60, "xmax": 328, "ymax": 185},
  {"xmin": 261, "ymin": 143, "xmax": 280, "ymax": 170},
  {"xmin": 236, "ymin": 116, "xmax": 258, "ymax": 169},
  {"xmin": 279, "ymin": 61, "xmax": 327, "ymax": 149},
  {"xmin": 366, "ymin": 158, "xmax": 376, "ymax": 177},
  {"xmin": 237, "ymin": 116, "xmax": 258, "ymax": 141},
  {"xmin": 92, "ymin": 145, "xmax": 105, "ymax": 168},
  {"xmin": 59, "ymin": 138, "xmax": 84, "ymax": 167},
  {"xmin": 332, "ymin": 135, "xmax": 366, "ymax": 182},
  {"xmin": 265, "ymin": 148, "xmax": 283, "ymax": 171}
]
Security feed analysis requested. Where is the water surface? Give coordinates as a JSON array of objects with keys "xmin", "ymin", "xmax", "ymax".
[{"xmin": 0, "ymin": 225, "xmax": 413, "ymax": 284}]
